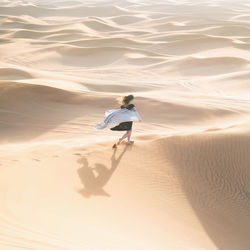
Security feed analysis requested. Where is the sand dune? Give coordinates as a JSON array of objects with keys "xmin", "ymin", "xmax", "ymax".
[
  {"xmin": 16, "ymin": 45, "xmax": 166, "ymax": 68},
  {"xmin": 0, "ymin": 4, "xmax": 131, "ymax": 17},
  {"xmin": 110, "ymin": 15, "xmax": 147, "ymax": 25},
  {"xmin": 67, "ymin": 37, "xmax": 154, "ymax": 49},
  {"xmin": 1, "ymin": 19, "xmax": 62, "ymax": 31},
  {"xmin": 1, "ymin": 132, "xmax": 250, "ymax": 249},
  {"xmin": 147, "ymin": 56, "xmax": 250, "ymax": 77},
  {"xmin": 154, "ymin": 133, "xmax": 250, "ymax": 250},
  {"xmin": 9, "ymin": 28, "xmax": 92, "ymax": 39},
  {"xmin": 0, "ymin": 29, "xmax": 11, "ymax": 35},
  {"xmin": 203, "ymin": 25, "xmax": 250, "ymax": 36},
  {"xmin": 0, "ymin": 68, "xmax": 33, "ymax": 80},
  {"xmin": 0, "ymin": 81, "xmax": 113, "ymax": 143},
  {"xmin": 231, "ymin": 14, "xmax": 250, "ymax": 21},
  {"xmin": 150, "ymin": 36, "xmax": 235, "ymax": 55},
  {"xmin": 44, "ymin": 33, "xmax": 86, "ymax": 42},
  {"xmin": 1, "ymin": 0, "xmax": 250, "ymax": 249},
  {"xmin": 82, "ymin": 20, "xmax": 122, "ymax": 32},
  {"xmin": 64, "ymin": 35, "xmax": 240, "ymax": 57}
]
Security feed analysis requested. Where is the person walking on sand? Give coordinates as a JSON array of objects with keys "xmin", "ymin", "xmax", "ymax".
[
  {"xmin": 110, "ymin": 95, "xmax": 138, "ymax": 148},
  {"xmin": 94, "ymin": 95, "xmax": 142, "ymax": 148}
]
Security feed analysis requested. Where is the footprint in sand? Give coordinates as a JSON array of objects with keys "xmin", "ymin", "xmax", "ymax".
[{"xmin": 73, "ymin": 153, "xmax": 82, "ymax": 156}]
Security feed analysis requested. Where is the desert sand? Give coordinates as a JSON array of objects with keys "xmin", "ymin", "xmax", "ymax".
[{"xmin": 1, "ymin": 0, "xmax": 250, "ymax": 249}]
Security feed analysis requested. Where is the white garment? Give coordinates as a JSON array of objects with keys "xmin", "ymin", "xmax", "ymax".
[{"xmin": 94, "ymin": 108, "xmax": 142, "ymax": 130}]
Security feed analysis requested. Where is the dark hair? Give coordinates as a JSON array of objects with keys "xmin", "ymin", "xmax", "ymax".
[{"xmin": 121, "ymin": 95, "xmax": 134, "ymax": 106}]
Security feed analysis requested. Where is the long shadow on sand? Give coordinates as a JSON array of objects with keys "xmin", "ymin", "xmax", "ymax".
[{"xmin": 77, "ymin": 145, "xmax": 129, "ymax": 198}]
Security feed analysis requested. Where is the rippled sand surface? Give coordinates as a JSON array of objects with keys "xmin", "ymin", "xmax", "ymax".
[{"xmin": 1, "ymin": 0, "xmax": 250, "ymax": 249}]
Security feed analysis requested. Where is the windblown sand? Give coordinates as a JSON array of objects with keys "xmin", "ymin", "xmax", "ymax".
[{"xmin": 1, "ymin": 0, "xmax": 250, "ymax": 249}]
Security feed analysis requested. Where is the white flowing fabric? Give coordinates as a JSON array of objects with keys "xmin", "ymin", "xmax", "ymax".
[{"xmin": 94, "ymin": 108, "xmax": 142, "ymax": 130}]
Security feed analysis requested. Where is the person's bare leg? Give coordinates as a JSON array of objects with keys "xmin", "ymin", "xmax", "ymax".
[
  {"xmin": 127, "ymin": 130, "xmax": 132, "ymax": 144},
  {"xmin": 113, "ymin": 131, "xmax": 129, "ymax": 148},
  {"xmin": 117, "ymin": 131, "xmax": 129, "ymax": 145}
]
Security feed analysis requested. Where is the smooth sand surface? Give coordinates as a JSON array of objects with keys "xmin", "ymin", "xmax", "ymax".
[{"xmin": 1, "ymin": 0, "xmax": 250, "ymax": 249}]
